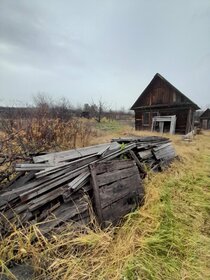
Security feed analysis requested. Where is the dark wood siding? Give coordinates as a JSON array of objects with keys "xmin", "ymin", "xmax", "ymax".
[
  {"xmin": 138, "ymin": 76, "xmax": 188, "ymax": 107},
  {"xmin": 135, "ymin": 107, "xmax": 193, "ymax": 134},
  {"xmin": 200, "ymin": 109, "xmax": 210, "ymax": 129}
]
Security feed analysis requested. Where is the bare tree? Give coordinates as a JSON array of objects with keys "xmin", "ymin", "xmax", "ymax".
[
  {"xmin": 33, "ymin": 92, "xmax": 52, "ymax": 118},
  {"xmin": 51, "ymin": 97, "xmax": 73, "ymax": 120},
  {"xmin": 91, "ymin": 98, "xmax": 106, "ymax": 122},
  {"xmin": 33, "ymin": 93, "xmax": 74, "ymax": 120}
]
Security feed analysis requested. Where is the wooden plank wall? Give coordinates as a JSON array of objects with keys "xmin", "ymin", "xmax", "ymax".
[
  {"xmin": 135, "ymin": 108, "xmax": 192, "ymax": 134},
  {"xmin": 90, "ymin": 160, "xmax": 144, "ymax": 227},
  {"xmin": 138, "ymin": 77, "xmax": 188, "ymax": 107}
]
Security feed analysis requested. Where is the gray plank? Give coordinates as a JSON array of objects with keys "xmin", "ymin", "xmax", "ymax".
[
  {"xmin": 33, "ymin": 143, "xmax": 110, "ymax": 163},
  {"xmin": 35, "ymin": 154, "xmax": 98, "ymax": 178},
  {"xmin": 28, "ymin": 187, "xmax": 64, "ymax": 212},
  {"xmin": 90, "ymin": 164, "xmax": 103, "ymax": 225},
  {"xmin": 100, "ymin": 143, "xmax": 136, "ymax": 161},
  {"xmin": 153, "ymin": 142, "xmax": 172, "ymax": 152},
  {"xmin": 102, "ymin": 192, "xmax": 140, "ymax": 224},
  {"xmin": 1, "ymin": 171, "xmax": 36, "ymax": 193},
  {"xmin": 67, "ymin": 171, "xmax": 90, "ymax": 192},
  {"xmin": 94, "ymin": 160, "xmax": 135, "ymax": 175},
  {"xmin": 20, "ymin": 167, "xmax": 88, "ymax": 202},
  {"xmin": 15, "ymin": 163, "xmax": 55, "ymax": 171},
  {"xmin": 129, "ymin": 150, "xmax": 146, "ymax": 176},
  {"xmin": 153, "ymin": 145, "xmax": 176, "ymax": 160},
  {"xmin": 99, "ymin": 174, "xmax": 143, "ymax": 208},
  {"xmin": 96, "ymin": 166, "xmax": 139, "ymax": 187},
  {"xmin": 138, "ymin": 149, "xmax": 153, "ymax": 159},
  {"xmin": 101, "ymin": 142, "xmax": 121, "ymax": 157},
  {"xmin": 62, "ymin": 172, "xmax": 90, "ymax": 200},
  {"xmin": 38, "ymin": 199, "xmax": 89, "ymax": 234}
]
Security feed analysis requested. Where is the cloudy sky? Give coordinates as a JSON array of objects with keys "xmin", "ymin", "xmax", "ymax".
[{"xmin": 0, "ymin": 0, "xmax": 210, "ymax": 109}]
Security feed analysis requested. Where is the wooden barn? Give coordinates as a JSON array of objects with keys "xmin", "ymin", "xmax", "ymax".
[
  {"xmin": 131, "ymin": 73, "xmax": 200, "ymax": 134},
  {"xmin": 200, "ymin": 109, "xmax": 210, "ymax": 130}
]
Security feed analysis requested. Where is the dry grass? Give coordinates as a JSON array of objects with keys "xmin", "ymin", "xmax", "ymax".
[
  {"xmin": 0, "ymin": 117, "xmax": 96, "ymax": 185},
  {"xmin": 0, "ymin": 124, "xmax": 210, "ymax": 279}
]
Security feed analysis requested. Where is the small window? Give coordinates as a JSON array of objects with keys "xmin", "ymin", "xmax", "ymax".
[{"xmin": 143, "ymin": 112, "xmax": 150, "ymax": 126}]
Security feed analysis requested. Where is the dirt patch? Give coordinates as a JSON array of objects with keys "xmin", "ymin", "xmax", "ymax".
[{"xmin": 1, "ymin": 264, "xmax": 34, "ymax": 280}]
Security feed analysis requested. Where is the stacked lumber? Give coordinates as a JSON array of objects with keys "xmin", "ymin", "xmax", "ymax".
[
  {"xmin": 0, "ymin": 137, "xmax": 176, "ymax": 236},
  {"xmin": 112, "ymin": 136, "xmax": 176, "ymax": 170}
]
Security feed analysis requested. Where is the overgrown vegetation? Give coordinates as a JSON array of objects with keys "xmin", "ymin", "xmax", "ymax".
[
  {"xmin": 0, "ymin": 117, "xmax": 96, "ymax": 186},
  {"xmin": 0, "ymin": 94, "xmax": 133, "ymax": 186},
  {"xmin": 0, "ymin": 127, "xmax": 210, "ymax": 279}
]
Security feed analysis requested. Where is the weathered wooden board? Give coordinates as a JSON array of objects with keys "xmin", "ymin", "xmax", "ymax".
[
  {"xmin": 153, "ymin": 145, "xmax": 176, "ymax": 160},
  {"xmin": 62, "ymin": 172, "xmax": 90, "ymax": 201},
  {"xmin": 102, "ymin": 191, "xmax": 141, "ymax": 224},
  {"xmin": 38, "ymin": 198, "xmax": 89, "ymax": 234},
  {"xmin": 33, "ymin": 143, "xmax": 110, "ymax": 163},
  {"xmin": 129, "ymin": 150, "xmax": 146, "ymax": 176},
  {"xmin": 94, "ymin": 160, "xmax": 136, "ymax": 175},
  {"xmin": 67, "ymin": 171, "xmax": 90, "ymax": 192},
  {"xmin": 1, "ymin": 171, "xmax": 36, "ymax": 194},
  {"xmin": 1, "ymin": 203, "xmax": 28, "ymax": 220},
  {"xmin": 15, "ymin": 163, "xmax": 54, "ymax": 171},
  {"xmin": 28, "ymin": 187, "xmax": 64, "ymax": 211},
  {"xmin": 35, "ymin": 154, "xmax": 98, "ymax": 178},
  {"xmin": 20, "ymin": 167, "xmax": 89, "ymax": 202},
  {"xmin": 138, "ymin": 149, "xmax": 153, "ymax": 159},
  {"xmin": 90, "ymin": 164, "xmax": 103, "ymax": 224},
  {"xmin": 2, "ymin": 172, "xmax": 25, "ymax": 190},
  {"xmin": 0, "ymin": 194, "xmax": 19, "ymax": 209},
  {"xmin": 153, "ymin": 142, "xmax": 172, "ymax": 152},
  {"xmin": 112, "ymin": 136, "xmax": 170, "ymax": 144},
  {"xmin": 100, "ymin": 143, "xmax": 136, "ymax": 161},
  {"xmin": 90, "ymin": 160, "xmax": 143, "ymax": 226},
  {"xmin": 99, "ymin": 174, "xmax": 144, "ymax": 208},
  {"xmin": 37, "ymin": 202, "xmax": 61, "ymax": 222},
  {"xmin": 0, "ymin": 172, "xmax": 37, "ymax": 199},
  {"xmin": 100, "ymin": 142, "xmax": 121, "ymax": 157},
  {"xmin": 17, "ymin": 163, "xmax": 89, "ymax": 195},
  {"xmin": 96, "ymin": 166, "xmax": 139, "ymax": 187}
]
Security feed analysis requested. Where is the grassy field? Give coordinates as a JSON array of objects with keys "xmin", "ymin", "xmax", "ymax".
[{"xmin": 0, "ymin": 123, "xmax": 210, "ymax": 280}]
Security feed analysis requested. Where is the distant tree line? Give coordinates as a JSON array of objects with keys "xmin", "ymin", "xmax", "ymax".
[{"xmin": 0, "ymin": 93, "xmax": 133, "ymax": 122}]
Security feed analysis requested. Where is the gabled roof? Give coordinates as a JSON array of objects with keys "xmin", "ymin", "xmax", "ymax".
[
  {"xmin": 131, "ymin": 73, "xmax": 200, "ymax": 110},
  {"xmin": 200, "ymin": 108, "xmax": 210, "ymax": 119}
]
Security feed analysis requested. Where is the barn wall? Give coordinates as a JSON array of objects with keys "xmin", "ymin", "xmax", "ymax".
[
  {"xmin": 200, "ymin": 118, "xmax": 210, "ymax": 130},
  {"xmin": 200, "ymin": 109, "xmax": 210, "ymax": 130},
  {"xmin": 135, "ymin": 107, "xmax": 193, "ymax": 134},
  {"xmin": 139, "ymin": 77, "xmax": 188, "ymax": 107}
]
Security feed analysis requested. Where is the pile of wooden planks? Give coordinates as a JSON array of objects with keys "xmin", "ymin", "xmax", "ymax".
[
  {"xmin": 113, "ymin": 136, "xmax": 176, "ymax": 171},
  {"xmin": 0, "ymin": 137, "xmax": 176, "ymax": 236}
]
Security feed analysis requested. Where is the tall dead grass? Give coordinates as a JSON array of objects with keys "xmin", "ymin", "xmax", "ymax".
[{"xmin": 0, "ymin": 117, "xmax": 96, "ymax": 185}]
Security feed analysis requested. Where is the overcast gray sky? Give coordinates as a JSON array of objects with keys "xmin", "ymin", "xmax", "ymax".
[{"xmin": 0, "ymin": 0, "xmax": 209, "ymax": 110}]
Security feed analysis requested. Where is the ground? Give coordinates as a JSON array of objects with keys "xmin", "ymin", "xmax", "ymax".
[
  {"xmin": 1, "ymin": 264, "xmax": 34, "ymax": 280},
  {"xmin": 0, "ymin": 124, "xmax": 210, "ymax": 280}
]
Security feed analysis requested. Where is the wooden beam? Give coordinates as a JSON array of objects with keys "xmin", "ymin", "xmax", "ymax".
[
  {"xmin": 129, "ymin": 150, "xmax": 146, "ymax": 177},
  {"xmin": 89, "ymin": 164, "xmax": 103, "ymax": 225}
]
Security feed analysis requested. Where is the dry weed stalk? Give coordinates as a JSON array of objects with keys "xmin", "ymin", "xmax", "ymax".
[{"xmin": 0, "ymin": 117, "xmax": 95, "ymax": 186}]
